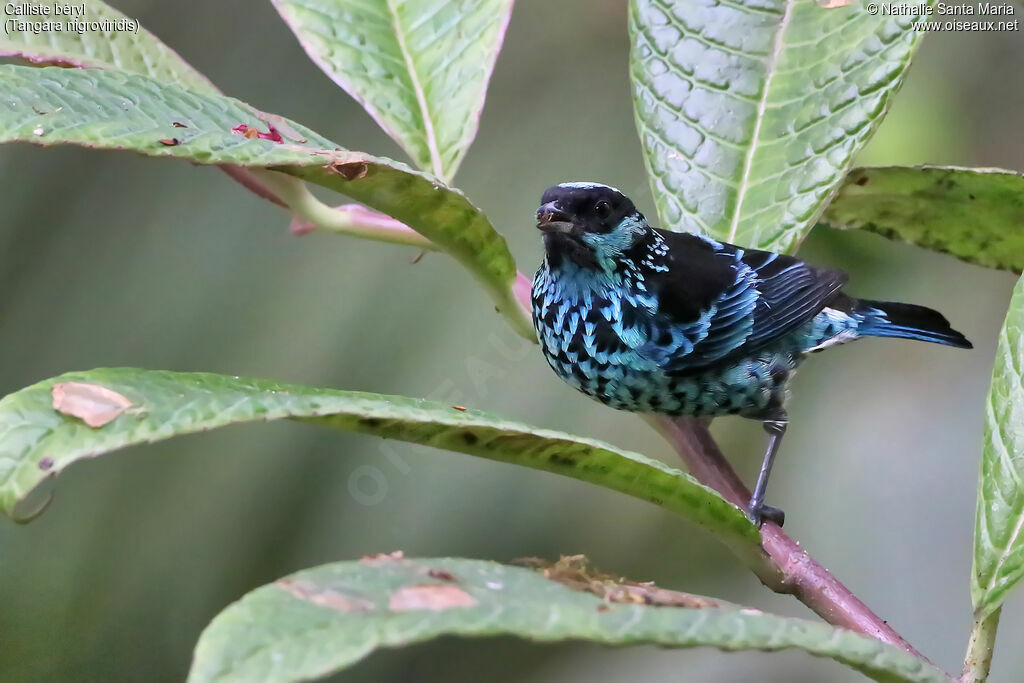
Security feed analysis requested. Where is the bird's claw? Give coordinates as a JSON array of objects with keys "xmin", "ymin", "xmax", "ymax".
[{"xmin": 747, "ymin": 502, "xmax": 785, "ymax": 528}]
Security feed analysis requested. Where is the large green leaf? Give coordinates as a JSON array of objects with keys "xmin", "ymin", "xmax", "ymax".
[
  {"xmin": 629, "ymin": 0, "xmax": 925, "ymax": 252},
  {"xmin": 0, "ymin": 0, "xmax": 299, "ymax": 210},
  {"xmin": 972, "ymin": 274, "xmax": 1024, "ymax": 620},
  {"xmin": 271, "ymin": 0, "xmax": 513, "ymax": 182},
  {"xmin": 822, "ymin": 166, "xmax": 1024, "ymax": 273},
  {"xmin": 0, "ymin": 0, "xmax": 217, "ymax": 94},
  {"xmin": 0, "ymin": 368, "xmax": 759, "ymax": 548},
  {"xmin": 0, "ymin": 64, "xmax": 533, "ymax": 338},
  {"xmin": 189, "ymin": 556, "xmax": 945, "ymax": 683}
]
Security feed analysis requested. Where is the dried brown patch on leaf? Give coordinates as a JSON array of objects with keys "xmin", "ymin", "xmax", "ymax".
[
  {"xmin": 617, "ymin": 584, "xmax": 721, "ymax": 608},
  {"xmin": 521, "ymin": 555, "xmax": 720, "ymax": 609},
  {"xmin": 329, "ymin": 162, "xmax": 369, "ymax": 181},
  {"xmin": 428, "ymin": 569, "xmax": 457, "ymax": 582},
  {"xmin": 389, "ymin": 584, "xmax": 477, "ymax": 611},
  {"xmin": 276, "ymin": 578, "xmax": 374, "ymax": 612},
  {"xmin": 51, "ymin": 382, "xmax": 132, "ymax": 428}
]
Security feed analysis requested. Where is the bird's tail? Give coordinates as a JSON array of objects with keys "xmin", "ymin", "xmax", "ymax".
[{"xmin": 854, "ymin": 299, "xmax": 972, "ymax": 349}]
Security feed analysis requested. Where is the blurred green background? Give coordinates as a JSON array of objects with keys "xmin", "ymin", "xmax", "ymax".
[{"xmin": 2, "ymin": 1, "xmax": 1022, "ymax": 681}]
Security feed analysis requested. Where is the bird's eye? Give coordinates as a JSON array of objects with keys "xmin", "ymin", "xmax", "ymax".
[{"xmin": 594, "ymin": 200, "xmax": 611, "ymax": 220}]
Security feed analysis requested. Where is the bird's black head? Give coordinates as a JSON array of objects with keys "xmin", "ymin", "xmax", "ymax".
[
  {"xmin": 536, "ymin": 183, "xmax": 637, "ymax": 235},
  {"xmin": 536, "ymin": 183, "xmax": 647, "ymax": 270}
]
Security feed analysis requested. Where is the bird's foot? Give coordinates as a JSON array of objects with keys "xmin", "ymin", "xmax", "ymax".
[{"xmin": 747, "ymin": 502, "xmax": 785, "ymax": 528}]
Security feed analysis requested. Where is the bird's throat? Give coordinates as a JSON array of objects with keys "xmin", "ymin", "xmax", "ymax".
[{"xmin": 543, "ymin": 232, "xmax": 600, "ymax": 270}]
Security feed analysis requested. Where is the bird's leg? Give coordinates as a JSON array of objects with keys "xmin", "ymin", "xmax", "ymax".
[{"xmin": 748, "ymin": 417, "xmax": 788, "ymax": 528}]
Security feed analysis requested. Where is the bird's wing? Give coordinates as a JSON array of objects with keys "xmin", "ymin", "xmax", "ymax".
[
  {"xmin": 643, "ymin": 230, "xmax": 847, "ymax": 372},
  {"xmin": 739, "ymin": 246, "xmax": 848, "ymax": 349}
]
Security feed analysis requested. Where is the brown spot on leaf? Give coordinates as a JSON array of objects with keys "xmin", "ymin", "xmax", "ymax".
[
  {"xmin": 276, "ymin": 578, "xmax": 374, "ymax": 612},
  {"xmin": 52, "ymin": 382, "xmax": 132, "ymax": 428},
  {"xmin": 159, "ymin": 138, "xmax": 180, "ymax": 146},
  {"xmin": 548, "ymin": 452, "xmax": 575, "ymax": 467},
  {"xmin": 523, "ymin": 555, "xmax": 720, "ymax": 609},
  {"xmin": 428, "ymin": 569, "xmax": 457, "ymax": 582},
  {"xmin": 38, "ymin": 457, "xmax": 54, "ymax": 471},
  {"xmin": 330, "ymin": 162, "xmax": 369, "ymax": 181},
  {"xmin": 389, "ymin": 584, "xmax": 477, "ymax": 611},
  {"xmin": 451, "ymin": 405, "xmax": 467, "ymax": 412},
  {"xmin": 411, "ymin": 250, "xmax": 426, "ymax": 265},
  {"xmin": 854, "ymin": 175, "xmax": 869, "ymax": 186},
  {"xmin": 172, "ymin": 121, "xmax": 187, "ymax": 128}
]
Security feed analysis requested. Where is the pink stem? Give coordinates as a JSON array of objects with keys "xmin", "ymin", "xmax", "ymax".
[
  {"xmin": 288, "ymin": 203, "xmax": 427, "ymax": 245},
  {"xmin": 218, "ymin": 165, "xmax": 288, "ymax": 208},
  {"xmin": 653, "ymin": 416, "xmax": 934, "ymax": 665}
]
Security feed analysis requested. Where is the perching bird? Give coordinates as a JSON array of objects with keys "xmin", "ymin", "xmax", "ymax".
[{"xmin": 531, "ymin": 182, "xmax": 971, "ymax": 527}]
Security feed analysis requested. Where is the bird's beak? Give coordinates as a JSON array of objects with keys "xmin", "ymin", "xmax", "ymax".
[{"xmin": 536, "ymin": 202, "xmax": 575, "ymax": 234}]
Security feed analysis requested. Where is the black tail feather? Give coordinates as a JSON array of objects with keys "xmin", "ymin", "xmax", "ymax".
[{"xmin": 855, "ymin": 299, "xmax": 972, "ymax": 349}]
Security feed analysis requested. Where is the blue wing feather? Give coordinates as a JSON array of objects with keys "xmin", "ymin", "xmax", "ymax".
[{"xmin": 638, "ymin": 230, "xmax": 847, "ymax": 373}]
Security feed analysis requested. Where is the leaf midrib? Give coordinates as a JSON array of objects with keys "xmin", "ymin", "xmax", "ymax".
[
  {"xmin": 385, "ymin": 0, "xmax": 445, "ymax": 180},
  {"xmin": 725, "ymin": 0, "xmax": 794, "ymax": 244}
]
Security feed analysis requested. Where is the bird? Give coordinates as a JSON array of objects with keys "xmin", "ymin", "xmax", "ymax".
[{"xmin": 530, "ymin": 182, "xmax": 972, "ymax": 527}]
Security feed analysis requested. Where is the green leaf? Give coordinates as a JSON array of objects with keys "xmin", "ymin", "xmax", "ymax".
[
  {"xmin": 0, "ymin": 0, "xmax": 217, "ymax": 94},
  {"xmin": 972, "ymin": 274, "xmax": 1024, "ymax": 620},
  {"xmin": 821, "ymin": 166, "xmax": 1024, "ymax": 273},
  {"xmin": 0, "ymin": 64, "xmax": 533, "ymax": 338},
  {"xmin": 271, "ymin": 0, "xmax": 513, "ymax": 182},
  {"xmin": 189, "ymin": 556, "xmax": 946, "ymax": 683},
  {"xmin": 0, "ymin": 0, "xmax": 302, "ymax": 210},
  {"xmin": 629, "ymin": 0, "xmax": 925, "ymax": 252},
  {"xmin": 0, "ymin": 368, "xmax": 759, "ymax": 548}
]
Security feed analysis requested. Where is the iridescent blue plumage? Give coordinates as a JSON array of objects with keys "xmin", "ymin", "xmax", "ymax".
[{"xmin": 531, "ymin": 183, "xmax": 971, "ymax": 526}]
